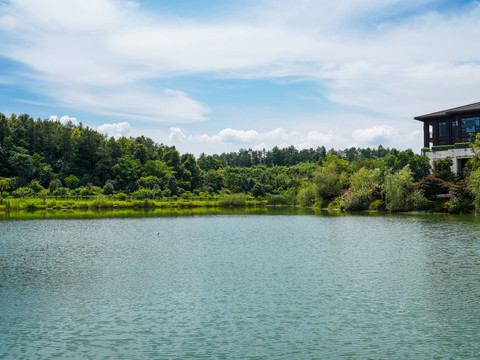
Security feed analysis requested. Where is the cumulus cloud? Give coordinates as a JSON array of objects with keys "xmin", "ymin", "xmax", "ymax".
[
  {"xmin": 49, "ymin": 115, "xmax": 78, "ymax": 126},
  {"xmin": 168, "ymin": 127, "xmax": 186, "ymax": 142},
  {"xmin": 97, "ymin": 122, "xmax": 131, "ymax": 138},
  {"xmin": 1, "ymin": 0, "xmax": 479, "ymax": 123},
  {"xmin": 352, "ymin": 125, "xmax": 399, "ymax": 145},
  {"xmin": 176, "ymin": 127, "xmax": 338, "ymax": 151},
  {"xmin": 1, "ymin": 0, "xmax": 480, "ymax": 150}
]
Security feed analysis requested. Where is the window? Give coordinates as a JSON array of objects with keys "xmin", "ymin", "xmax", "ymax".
[
  {"xmin": 461, "ymin": 117, "xmax": 480, "ymax": 133},
  {"xmin": 429, "ymin": 124, "xmax": 433, "ymax": 139},
  {"xmin": 439, "ymin": 122, "xmax": 446, "ymax": 137},
  {"xmin": 451, "ymin": 121, "xmax": 456, "ymax": 143}
]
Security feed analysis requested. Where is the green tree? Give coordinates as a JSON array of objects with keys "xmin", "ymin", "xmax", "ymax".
[
  {"xmin": 49, "ymin": 178, "xmax": 62, "ymax": 192},
  {"xmin": 468, "ymin": 167, "xmax": 480, "ymax": 213},
  {"xmin": 313, "ymin": 158, "xmax": 348, "ymax": 204},
  {"xmin": 385, "ymin": 166, "xmax": 426, "ymax": 212},
  {"xmin": 64, "ymin": 174, "xmax": 80, "ymax": 189},
  {"xmin": 252, "ymin": 183, "xmax": 266, "ymax": 198},
  {"xmin": 103, "ymin": 181, "xmax": 114, "ymax": 195},
  {"xmin": 0, "ymin": 178, "xmax": 11, "ymax": 198},
  {"xmin": 433, "ymin": 157, "xmax": 455, "ymax": 182}
]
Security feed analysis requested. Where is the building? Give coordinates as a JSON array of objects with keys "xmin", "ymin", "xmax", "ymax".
[{"xmin": 415, "ymin": 102, "xmax": 480, "ymax": 174}]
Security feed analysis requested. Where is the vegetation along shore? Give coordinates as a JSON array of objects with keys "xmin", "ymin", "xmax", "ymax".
[{"xmin": 2, "ymin": 112, "xmax": 480, "ymax": 214}]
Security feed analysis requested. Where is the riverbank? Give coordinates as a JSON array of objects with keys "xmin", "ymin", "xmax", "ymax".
[{"xmin": 0, "ymin": 194, "xmax": 270, "ymax": 212}]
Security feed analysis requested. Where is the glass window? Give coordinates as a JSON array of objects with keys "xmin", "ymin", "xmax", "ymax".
[
  {"xmin": 451, "ymin": 121, "xmax": 456, "ymax": 136},
  {"xmin": 461, "ymin": 117, "xmax": 480, "ymax": 133},
  {"xmin": 429, "ymin": 124, "xmax": 433, "ymax": 139},
  {"xmin": 438, "ymin": 122, "xmax": 446, "ymax": 137},
  {"xmin": 438, "ymin": 140, "xmax": 447, "ymax": 145}
]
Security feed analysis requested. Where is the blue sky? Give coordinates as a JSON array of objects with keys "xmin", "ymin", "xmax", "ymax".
[{"xmin": 1, "ymin": 0, "xmax": 480, "ymax": 155}]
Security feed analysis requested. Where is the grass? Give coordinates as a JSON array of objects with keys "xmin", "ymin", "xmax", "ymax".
[{"xmin": 0, "ymin": 194, "xmax": 267, "ymax": 211}]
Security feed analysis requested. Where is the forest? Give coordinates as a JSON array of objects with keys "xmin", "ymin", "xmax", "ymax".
[{"xmin": 1, "ymin": 112, "xmax": 480, "ymax": 213}]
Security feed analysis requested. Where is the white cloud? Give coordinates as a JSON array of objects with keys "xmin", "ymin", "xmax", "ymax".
[
  {"xmin": 1, "ymin": 0, "xmax": 480, "ymax": 144},
  {"xmin": 168, "ymin": 127, "xmax": 186, "ymax": 142},
  {"xmin": 352, "ymin": 125, "xmax": 399, "ymax": 145},
  {"xmin": 183, "ymin": 127, "xmax": 338, "ymax": 151},
  {"xmin": 49, "ymin": 115, "xmax": 78, "ymax": 126},
  {"xmin": 97, "ymin": 122, "xmax": 131, "ymax": 138}
]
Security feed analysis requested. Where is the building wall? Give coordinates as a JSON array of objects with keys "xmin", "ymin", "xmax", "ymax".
[{"xmin": 425, "ymin": 148, "xmax": 475, "ymax": 174}]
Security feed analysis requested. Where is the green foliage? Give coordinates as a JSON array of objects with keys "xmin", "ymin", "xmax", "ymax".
[
  {"xmin": 252, "ymin": 183, "xmax": 266, "ymax": 198},
  {"xmin": 12, "ymin": 187, "xmax": 33, "ymax": 198},
  {"xmin": 416, "ymin": 175, "xmax": 449, "ymax": 200},
  {"xmin": 0, "ymin": 178, "xmax": 11, "ymax": 197},
  {"xmin": 28, "ymin": 180, "xmax": 44, "ymax": 194},
  {"xmin": 103, "ymin": 181, "xmax": 114, "ymax": 195},
  {"xmin": 444, "ymin": 196, "xmax": 471, "ymax": 214},
  {"xmin": 91, "ymin": 195, "xmax": 113, "ymax": 208},
  {"xmin": 341, "ymin": 188, "xmax": 375, "ymax": 211},
  {"xmin": 468, "ymin": 167, "xmax": 480, "ymax": 213},
  {"xmin": 384, "ymin": 166, "xmax": 426, "ymax": 212},
  {"xmin": 131, "ymin": 188, "xmax": 153, "ymax": 200},
  {"xmin": 431, "ymin": 145, "xmax": 454, "ymax": 151},
  {"xmin": 64, "ymin": 174, "xmax": 80, "ymax": 189},
  {"xmin": 218, "ymin": 193, "xmax": 248, "ymax": 206},
  {"xmin": 53, "ymin": 186, "xmax": 69, "ymax": 199},
  {"xmin": 433, "ymin": 157, "xmax": 455, "ymax": 182},
  {"xmin": 313, "ymin": 159, "xmax": 348, "ymax": 201},
  {"xmin": 49, "ymin": 178, "xmax": 62, "ymax": 192},
  {"xmin": 369, "ymin": 199, "xmax": 385, "ymax": 210},
  {"xmin": 297, "ymin": 186, "xmax": 316, "ymax": 207},
  {"xmin": 266, "ymin": 193, "xmax": 295, "ymax": 205}
]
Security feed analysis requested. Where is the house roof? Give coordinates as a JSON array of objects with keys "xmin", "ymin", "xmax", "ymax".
[{"xmin": 414, "ymin": 102, "xmax": 480, "ymax": 121}]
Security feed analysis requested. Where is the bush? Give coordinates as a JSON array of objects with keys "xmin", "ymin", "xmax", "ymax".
[
  {"xmin": 91, "ymin": 196, "xmax": 112, "ymax": 208},
  {"xmin": 369, "ymin": 200, "xmax": 385, "ymax": 210},
  {"xmin": 131, "ymin": 188, "xmax": 153, "ymax": 200},
  {"xmin": 297, "ymin": 186, "xmax": 316, "ymax": 207},
  {"xmin": 416, "ymin": 175, "xmax": 449, "ymax": 200},
  {"xmin": 252, "ymin": 183, "xmax": 266, "ymax": 198},
  {"xmin": 13, "ymin": 187, "xmax": 33, "ymax": 198},
  {"xmin": 266, "ymin": 193, "xmax": 295, "ymax": 205},
  {"xmin": 218, "ymin": 194, "xmax": 248, "ymax": 206},
  {"xmin": 116, "ymin": 193, "xmax": 127, "ymax": 201},
  {"xmin": 385, "ymin": 166, "xmax": 416, "ymax": 212},
  {"xmin": 53, "ymin": 187, "xmax": 69, "ymax": 199},
  {"xmin": 444, "ymin": 196, "xmax": 472, "ymax": 214},
  {"xmin": 103, "ymin": 182, "xmax": 114, "ymax": 195},
  {"xmin": 341, "ymin": 188, "xmax": 374, "ymax": 211}
]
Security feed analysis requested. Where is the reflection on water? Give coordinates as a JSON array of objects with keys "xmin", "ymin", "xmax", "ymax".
[{"xmin": 1, "ymin": 213, "xmax": 480, "ymax": 358}]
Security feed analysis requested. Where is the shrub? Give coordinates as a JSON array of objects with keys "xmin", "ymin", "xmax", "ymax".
[
  {"xmin": 266, "ymin": 193, "xmax": 295, "ymax": 205},
  {"xmin": 297, "ymin": 186, "xmax": 316, "ymax": 207},
  {"xmin": 444, "ymin": 196, "xmax": 472, "ymax": 214},
  {"xmin": 53, "ymin": 187, "xmax": 69, "ymax": 199},
  {"xmin": 116, "ymin": 193, "xmax": 127, "ymax": 201},
  {"xmin": 433, "ymin": 157, "xmax": 455, "ymax": 182},
  {"xmin": 218, "ymin": 194, "xmax": 248, "ymax": 206},
  {"xmin": 91, "ymin": 196, "xmax": 112, "ymax": 208},
  {"xmin": 103, "ymin": 181, "xmax": 115, "ymax": 195},
  {"xmin": 416, "ymin": 175, "xmax": 449, "ymax": 200},
  {"xmin": 131, "ymin": 188, "xmax": 153, "ymax": 200},
  {"xmin": 12, "ymin": 187, "xmax": 33, "ymax": 198},
  {"xmin": 369, "ymin": 200, "xmax": 385, "ymax": 210},
  {"xmin": 341, "ymin": 188, "xmax": 374, "ymax": 211},
  {"xmin": 252, "ymin": 183, "xmax": 266, "ymax": 198},
  {"xmin": 385, "ymin": 166, "xmax": 417, "ymax": 212}
]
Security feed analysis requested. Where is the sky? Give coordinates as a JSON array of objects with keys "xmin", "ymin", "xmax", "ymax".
[{"xmin": 1, "ymin": 0, "xmax": 479, "ymax": 156}]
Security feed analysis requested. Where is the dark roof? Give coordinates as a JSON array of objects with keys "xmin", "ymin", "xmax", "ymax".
[{"xmin": 414, "ymin": 102, "xmax": 480, "ymax": 121}]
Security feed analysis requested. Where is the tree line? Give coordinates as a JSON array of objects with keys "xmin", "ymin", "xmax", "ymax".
[{"xmin": 1, "ymin": 112, "xmax": 480, "ymax": 213}]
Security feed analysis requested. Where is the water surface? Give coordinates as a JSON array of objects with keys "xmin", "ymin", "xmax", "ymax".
[{"xmin": 1, "ymin": 211, "xmax": 480, "ymax": 358}]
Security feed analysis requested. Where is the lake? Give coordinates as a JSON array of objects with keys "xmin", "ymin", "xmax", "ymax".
[{"xmin": 1, "ymin": 209, "xmax": 480, "ymax": 359}]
